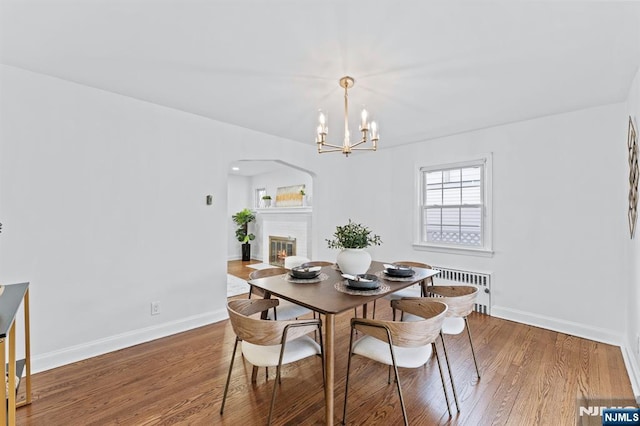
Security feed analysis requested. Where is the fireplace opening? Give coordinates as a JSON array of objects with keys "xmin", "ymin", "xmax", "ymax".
[{"xmin": 269, "ymin": 236, "xmax": 296, "ymax": 267}]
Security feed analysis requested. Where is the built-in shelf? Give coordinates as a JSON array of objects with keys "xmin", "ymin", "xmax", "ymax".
[{"xmin": 255, "ymin": 207, "xmax": 312, "ymax": 214}]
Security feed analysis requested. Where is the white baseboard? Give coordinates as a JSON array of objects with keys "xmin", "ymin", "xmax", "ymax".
[
  {"xmin": 621, "ymin": 340, "xmax": 640, "ymax": 404},
  {"xmin": 491, "ymin": 306, "xmax": 624, "ymax": 346},
  {"xmin": 32, "ymin": 308, "xmax": 229, "ymax": 374}
]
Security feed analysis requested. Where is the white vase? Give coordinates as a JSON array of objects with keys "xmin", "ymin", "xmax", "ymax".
[{"xmin": 336, "ymin": 248, "xmax": 372, "ymax": 276}]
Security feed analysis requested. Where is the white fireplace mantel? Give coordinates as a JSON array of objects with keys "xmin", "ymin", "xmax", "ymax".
[
  {"xmin": 255, "ymin": 207, "xmax": 312, "ymax": 215},
  {"xmin": 254, "ymin": 207, "xmax": 312, "ymax": 263}
]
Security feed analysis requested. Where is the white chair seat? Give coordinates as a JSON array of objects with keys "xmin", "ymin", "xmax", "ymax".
[
  {"xmin": 442, "ymin": 317, "xmax": 465, "ymax": 335},
  {"xmin": 352, "ymin": 335, "xmax": 432, "ymax": 369},
  {"xmin": 242, "ymin": 335, "xmax": 321, "ymax": 367},
  {"xmin": 266, "ymin": 300, "xmax": 312, "ymax": 320}
]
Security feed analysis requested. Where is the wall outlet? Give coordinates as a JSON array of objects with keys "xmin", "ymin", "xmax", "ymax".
[{"xmin": 151, "ymin": 301, "xmax": 161, "ymax": 316}]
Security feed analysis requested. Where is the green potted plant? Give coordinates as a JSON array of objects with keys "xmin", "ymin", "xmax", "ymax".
[
  {"xmin": 326, "ymin": 219, "xmax": 382, "ymax": 275},
  {"xmin": 261, "ymin": 195, "xmax": 272, "ymax": 208},
  {"xmin": 232, "ymin": 208, "xmax": 256, "ymax": 261}
]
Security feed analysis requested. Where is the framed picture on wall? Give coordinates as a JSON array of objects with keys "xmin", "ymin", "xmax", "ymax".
[
  {"xmin": 628, "ymin": 115, "xmax": 638, "ymax": 238},
  {"xmin": 275, "ymin": 184, "xmax": 305, "ymax": 207}
]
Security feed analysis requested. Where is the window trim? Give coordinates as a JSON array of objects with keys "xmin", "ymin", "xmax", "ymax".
[
  {"xmin": 255, "ymin": 187, "xmax": 266, "ymax": 209},
  {"xmin": 413, "ymin": 154, "xmax": 493, "ymax": 257}
]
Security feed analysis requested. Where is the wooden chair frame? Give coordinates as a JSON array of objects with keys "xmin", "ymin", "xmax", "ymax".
[
  {"xmin": 373, "ymin": 261, "xmax": 435, "ymax": 320},
  {"xmin": 248, "ymin": 267, "xmax": 312, "ymax": 321},
  {"xmin": 221, "ymin": 299, "xmax": 324, "ymax": 425},
  {"xmin": 425, "ymin": 285, "xmax": 481, "ymax": 379},
  {"xmin": 343, "ymin": 300, "xmax": 451, "ymax": 425}
]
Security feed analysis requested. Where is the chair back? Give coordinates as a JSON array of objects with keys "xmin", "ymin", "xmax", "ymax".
[
  {"xmin": 248, "ymin": 267, "xmax": 288, "ymax": 280},
  {"xmin": 392, "ymin": 261, "xmax": 434, "ymax": 286},
  {"xmin": 227, "ymin": 299, "xmax": 318, "ymax": 346},
  {"xmin": 392, "ymin": 261, "xmax": 432, "ymax": 269},
  {"xmin": 426, "ymin": 285, "xmax": 478, "ymax": 317},
  {"xmin": 301, "ymin": 261, "xmax": 333, "ymax": 267},
  {"xmin": 284, "ymin": 256, "xmax": 310, "ymax": 269},
  {"xmin": 248, "ymin": 267, "xmax": 288, "ymax": 298},
  {"xmin": 354, "ymin": 300, "xmax": 447, "ymax": 348}
]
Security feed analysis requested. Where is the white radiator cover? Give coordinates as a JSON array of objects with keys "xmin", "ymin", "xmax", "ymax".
[{"xmin": 432, "ymin": 266, "xmax": 492, "ymax": 315}]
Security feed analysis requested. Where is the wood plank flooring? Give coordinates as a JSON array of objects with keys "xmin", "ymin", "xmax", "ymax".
[{"xmin": 13, "ymin": 260, "xmax": 635, "ymax": 425}]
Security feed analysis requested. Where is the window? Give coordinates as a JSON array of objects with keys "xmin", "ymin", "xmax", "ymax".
[
  {"xmin": 416, "ymin": 156, "xmax": 492, "ymax": 255},
  {"xmin": 255, "ymin": 188, "xmax": 266, "ymax": 208}
]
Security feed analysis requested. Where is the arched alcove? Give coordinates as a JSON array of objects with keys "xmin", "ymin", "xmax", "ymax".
[{"xmin": 226, "ymin": 160, "xmax": 316, "ymax": 295}]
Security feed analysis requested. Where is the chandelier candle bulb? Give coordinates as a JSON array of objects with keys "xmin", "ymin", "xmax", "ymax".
[{"xmin": 361, "ymin": 109, "xmax": 368, "ymax": 129}]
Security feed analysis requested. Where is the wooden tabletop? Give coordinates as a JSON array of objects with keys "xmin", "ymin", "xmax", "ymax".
[{"xmin": 248, "ymin": 261, "xmax": 439, "ymax": 315}]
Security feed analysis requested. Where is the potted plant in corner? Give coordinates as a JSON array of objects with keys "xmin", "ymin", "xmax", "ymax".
[
  {"xmin": 326, "ymin": 219, "xmax": 382, "ymax": 275},
  {"xmin": 261, "ymin": 195, "xmax": 272, "ymax": 208},
  {"xmin": 232, "ymin": 208, "xmax": 256, "ymax": 261}
]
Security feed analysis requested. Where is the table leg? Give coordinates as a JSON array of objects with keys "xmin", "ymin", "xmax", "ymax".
[
  {"xmin": 8, "ymin": 322, "xmax": 16, "ymax": 425},
  {"xmin": 1, "ymin": 336, "xmax": 6, "ymax": 424},
  {"xmin": 23, "ymin": 289, "xmax": 32, "ymax": 405},
  {"xmin": 325, "ymin": 313, "xmax": 335, "ymax": 426}
]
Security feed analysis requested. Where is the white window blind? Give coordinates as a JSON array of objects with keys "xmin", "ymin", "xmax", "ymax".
[{"xmin": 421, "ymin": 164, "xmax": 483, "ymax": 247}]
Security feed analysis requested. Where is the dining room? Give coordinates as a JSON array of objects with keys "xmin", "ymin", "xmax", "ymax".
[{"xmin": 1, "ymin": 1, "xmax": 640, "ymax": 425}]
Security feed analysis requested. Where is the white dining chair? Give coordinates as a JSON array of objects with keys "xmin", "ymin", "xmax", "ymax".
[
  {"xmin": 248, "ymin": 268, "xmax": 313, "ymax": 320},
  {"xmin": 221, "ymin": 299, "xmax": 324, "ymax": 425},
  {"xmin": 343, "ymin": 299, "xmax": 454, "ymax": 425},
  {"xmin": 283, "ymin": 256, "xmax": 310, "ymax": 270},
  {"xmin": 373, "ymin": 261, "xmax": 434, "ymax": 320}
]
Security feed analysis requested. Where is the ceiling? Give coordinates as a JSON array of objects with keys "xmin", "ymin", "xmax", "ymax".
[{"xmin": 2, "ymin": 0, "xmax": 640, "ymax": 155}]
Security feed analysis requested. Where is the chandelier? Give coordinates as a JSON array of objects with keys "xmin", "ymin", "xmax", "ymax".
[{"xmin": 316, "ymin": 76, "xmax": 379, "ymax": 156}]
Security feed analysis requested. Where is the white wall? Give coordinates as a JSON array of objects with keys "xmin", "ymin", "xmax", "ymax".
[
  {"xmin": 313, "ymin": 103, "xmax": 629, "ymax": 345},
  {"xmin": 227, "ymin": 175, "xmax": 252, "ymax": 260},
  {"xmin": 0, "ymin": 65, "xmax": 318, "ymax": 372},
  {"xmin": 625, "ymin": 65, "xmax": 640, "ymax": 400}
]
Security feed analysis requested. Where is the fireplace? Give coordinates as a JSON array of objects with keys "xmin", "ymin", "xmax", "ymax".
[
  {"xmin": 269, "ymin": 236, "xmax": 296, "ymax": 267},
  {"xmin": 257, "ymin": 208, "xmax": 311, "ymax": 265}
]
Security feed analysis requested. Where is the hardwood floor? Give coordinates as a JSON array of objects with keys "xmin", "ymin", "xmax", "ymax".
[
  {"xmin": 227, "ymin": 259, "xmax": 262, "ymax": 282},
  {"xmin": 13, "ymin": 261, "xmax": 635, "ymax": 425}
]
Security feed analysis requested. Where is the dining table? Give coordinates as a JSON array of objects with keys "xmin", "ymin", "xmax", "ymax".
[{"xmin": 248, "ymin": 260, "xmax": 441, "ymax": 425}]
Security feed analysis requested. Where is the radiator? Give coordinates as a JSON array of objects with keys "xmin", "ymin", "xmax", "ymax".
[{"xmin": 431, "ymin": 266, "xmax": 491, "ymax": 315}]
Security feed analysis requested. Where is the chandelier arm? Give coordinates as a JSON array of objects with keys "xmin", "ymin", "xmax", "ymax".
[
  {"xmin": 318, "ymin": 147, "xmax": 345, "ymax": 153},
  {"xmin": 349, "ymin": 147, "xmax": 377, "ymax": 151},
  {"xmin": 349, "ymin": 139, "xmax": 369, "ymax": 148},
  {"xmin": 320, "ymin": 142, "xmax": 345, "ymax": 150}
]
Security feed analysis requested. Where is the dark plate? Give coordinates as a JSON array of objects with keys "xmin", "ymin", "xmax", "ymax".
[
  {"xmin": 384, "ymin": 266, "xmax": 415, "ymax": 277},
  {"xmin": 347, "ymin": 274, "xmax": 380, "ymax": 290},
  {"xmin": 290, "ymin": 266, "xmax": 321, "ymax": 279},
  {"xmin": 346, "ymin": 284, "xmax": 380, "ymax": 291}
]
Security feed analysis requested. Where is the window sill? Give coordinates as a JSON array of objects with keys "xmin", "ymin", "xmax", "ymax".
[{"xmin": 412, "ymin": 243, "xmax": 494, "ymax": 257}]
